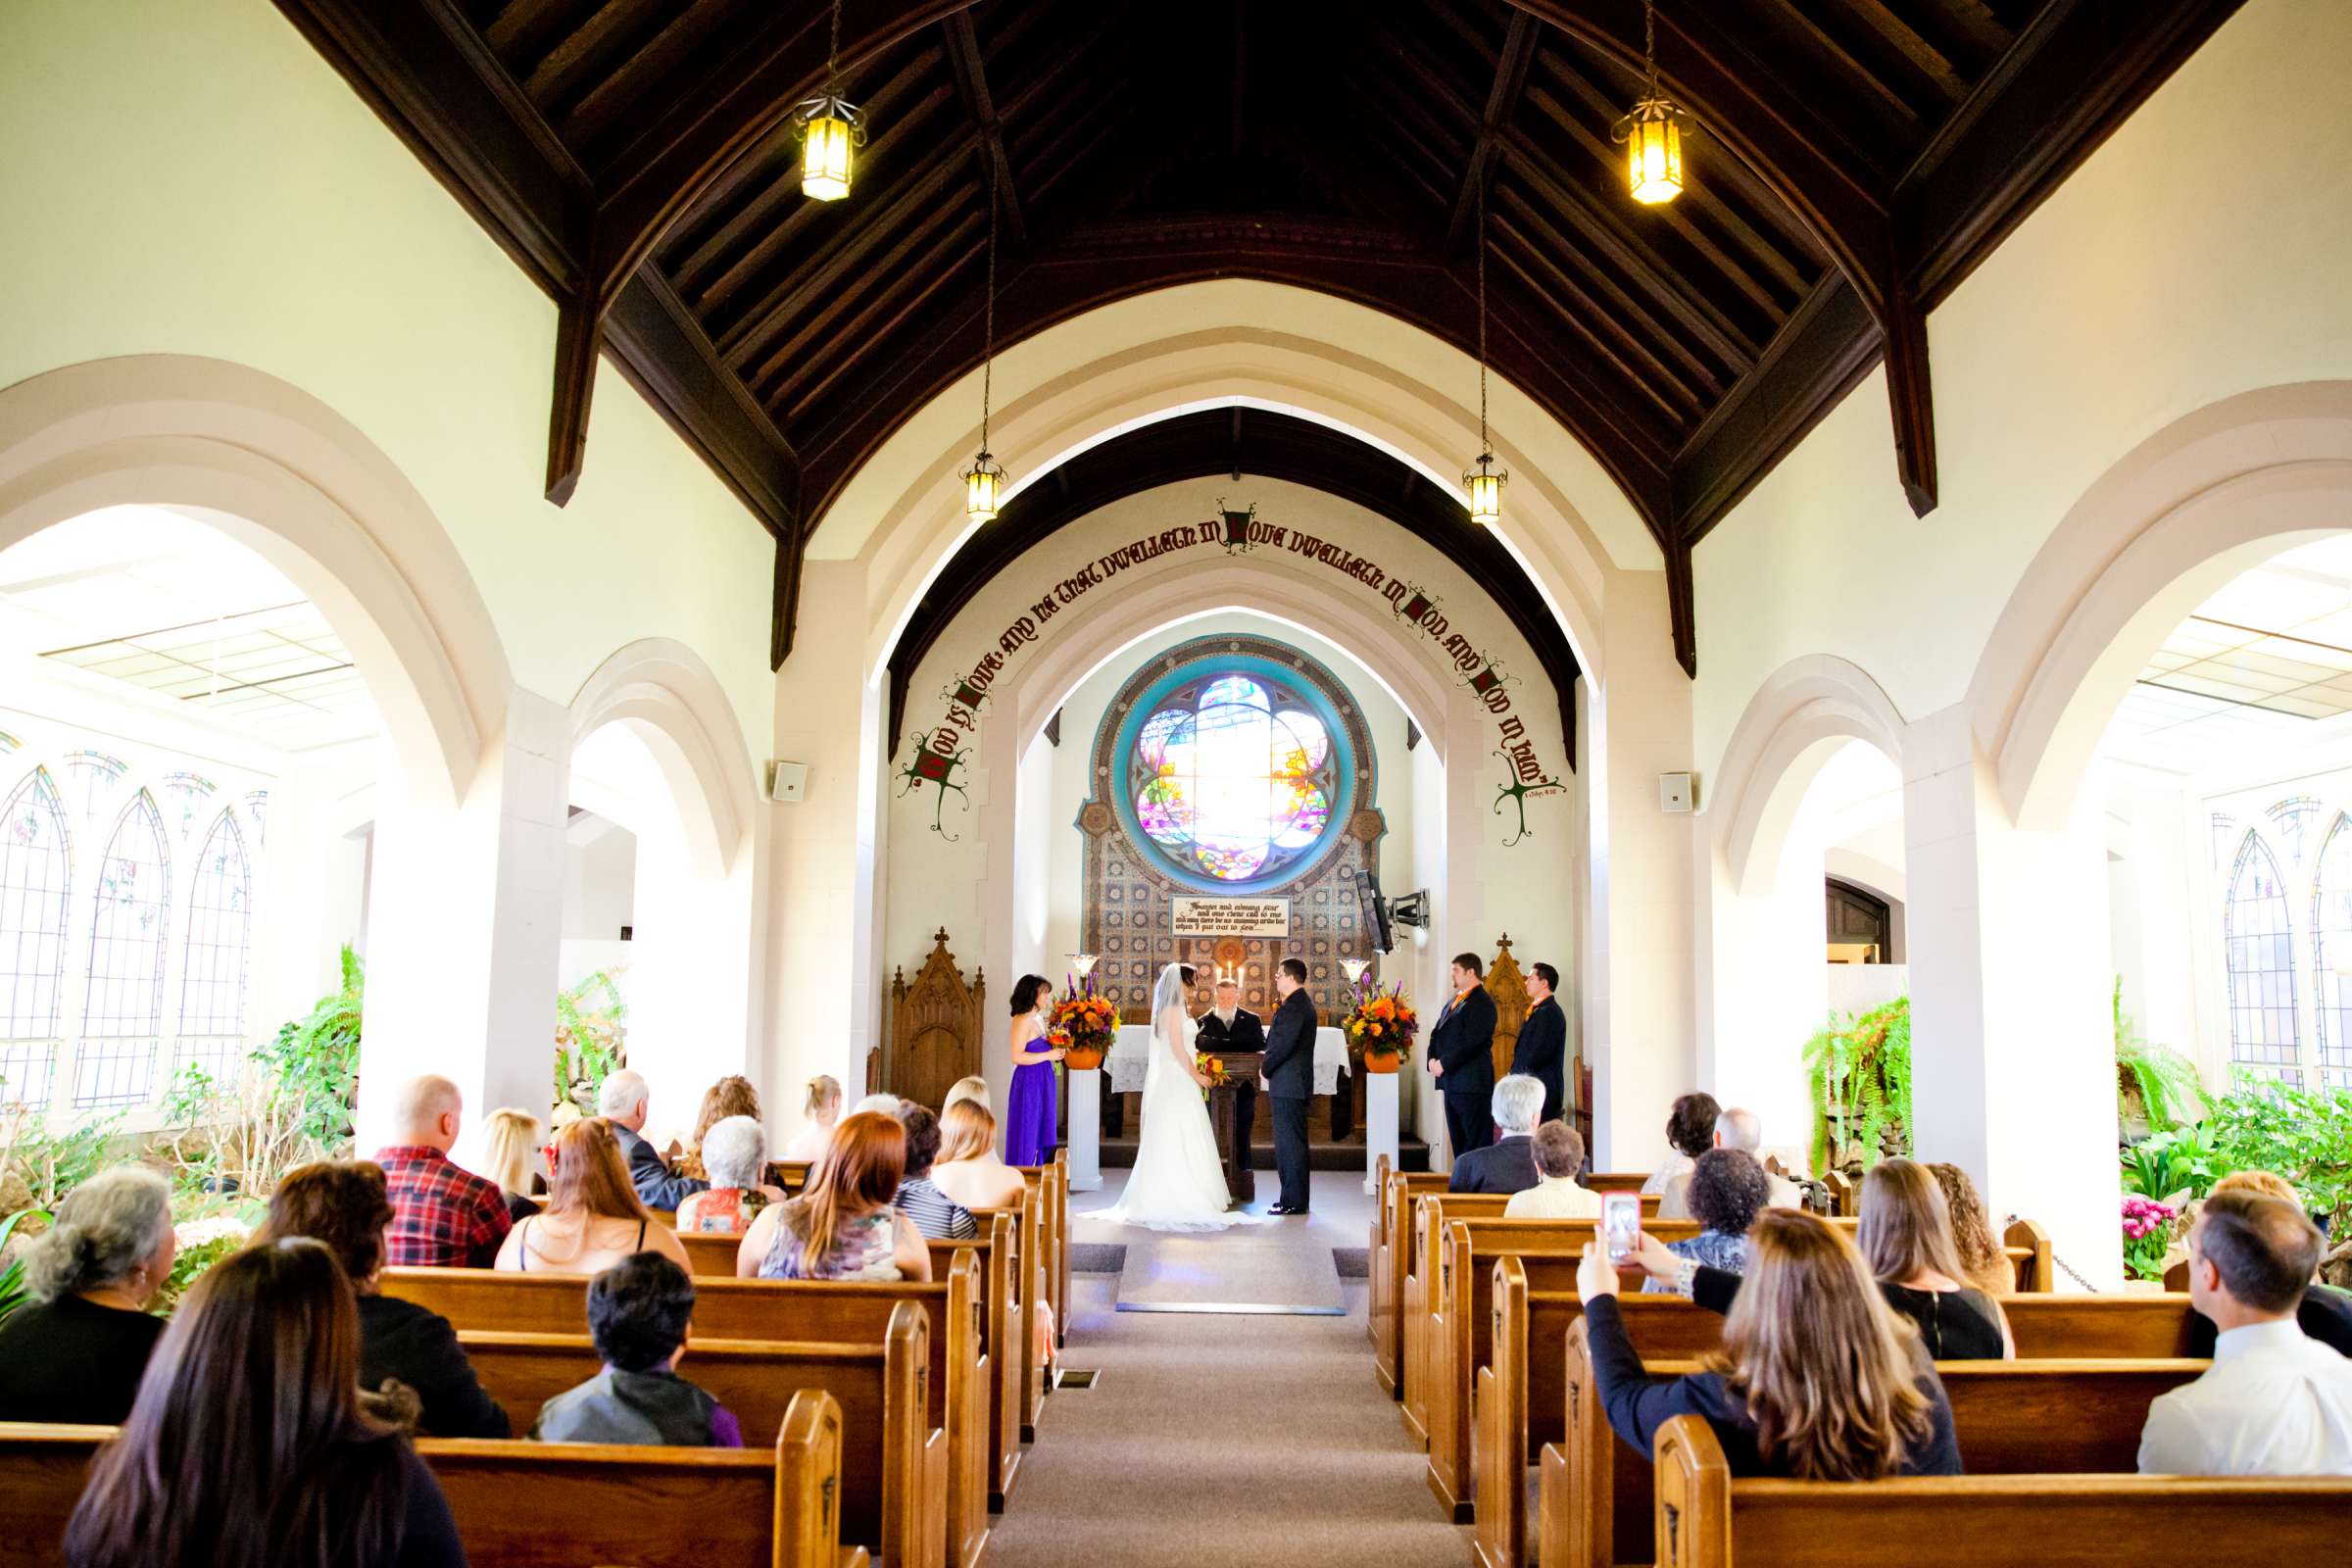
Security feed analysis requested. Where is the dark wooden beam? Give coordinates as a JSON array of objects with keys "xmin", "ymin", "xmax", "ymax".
[
  {"xmin": 545, "ymin": 289, "xmax": 599, "ymax": 504},
  {"xmin": 1229, "ymin": 407, "xmax": 1244, "ymax": 481},
  {"xmin": 1665, "ymin": 533, "xmax": 1696, "ymax": 678},
  {"xmin": 941, "ymin": 11, "xmax": 1029, "ymax": 253},
  {"xmin": 1445, "ymin": 12, "xmax": 1540, "ymax": 260}
]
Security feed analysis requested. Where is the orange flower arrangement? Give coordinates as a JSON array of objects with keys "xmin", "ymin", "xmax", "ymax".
[
  {"xmin": 1342, "ymin": 981, "xmax": 1419, "ymax": 1073},
  {"xmin": 1050, "ymin": 976, "xmax": 1119, "ymax": 1069},
  {"xmin": 1195, "ymin": 1051, "xmax": 1229, "ymax": 1088}
]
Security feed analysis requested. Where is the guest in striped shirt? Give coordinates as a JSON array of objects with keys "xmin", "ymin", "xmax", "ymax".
[{"xmin": 893, "ymin": 1102, "xmax": 977, "ymax": 1241}]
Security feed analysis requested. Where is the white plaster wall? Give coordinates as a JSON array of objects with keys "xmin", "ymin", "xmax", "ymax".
[
  {"xmin": 562, "ymin": 826, "xmax": 637, "ymax": 942},
  {"xmin": 0, "ymin": 0, "xmax": 775, "ymax": 758},
  {"xmin": 1690, "ymin": 0, "xmax": 2352, "ymax": 781}
]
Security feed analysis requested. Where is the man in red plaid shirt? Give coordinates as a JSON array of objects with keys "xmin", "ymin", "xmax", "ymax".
[{"xmin": 374, "ymin": 1074, "xmax": 512, "ymax": 1269}]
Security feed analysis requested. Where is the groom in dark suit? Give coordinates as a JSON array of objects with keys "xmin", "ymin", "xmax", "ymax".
[
  {"xmin": 1259, "ymin": 957, "xmax": 1318, "ymax": 1215},
  {"xmin": 1427, "ymin": 952, "xmax": 1498, "ymax": 1159},
  {"xmin": 1512, "ymin": 961, "xmax": 1568, "ymax": 1125}
]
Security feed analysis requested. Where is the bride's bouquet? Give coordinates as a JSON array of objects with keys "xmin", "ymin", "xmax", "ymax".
[
  {"xmin": 1051, "ymin": 975, "xmax": 1118, "ymax": 1070},
  {"xmin": 1194, "ymin": 1051, "xmax": 1229, "ymax": 1089},
  {"xmin": 1342, "ymin": 982, "xmax": 1419, "ymax": 1073}
]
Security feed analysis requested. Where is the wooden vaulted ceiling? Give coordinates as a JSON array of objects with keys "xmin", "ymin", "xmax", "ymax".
[
  {"xmin": 277, "ymin": 0, "xmax": 2243, "ymax": 676},
  {"xmin": 882, "ymin": 406, "xmax": 1587, "ymax": 760}
]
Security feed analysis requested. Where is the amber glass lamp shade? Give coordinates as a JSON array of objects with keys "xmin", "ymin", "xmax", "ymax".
[
  {"xmin": 803, "ymin": 110, "xmax": 856, "ymax": 201},
  {"xmin": 1463, "ymin": 459, "xmax": 1505, "ymax": 525},
  {"xmin": 964, "ymin": 454, "xmax": 1005, "ymax": 522},
  {"xmin": 1624, "ymin": 102, "xmax": 1685, "ymax": 205}
]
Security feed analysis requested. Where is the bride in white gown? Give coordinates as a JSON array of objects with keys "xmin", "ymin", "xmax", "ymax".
[{"xmin": 1093, "ymin": 961, "xmax": 1253, "ymax": 1232}]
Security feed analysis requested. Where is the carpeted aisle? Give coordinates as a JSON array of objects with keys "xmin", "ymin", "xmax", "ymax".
[{"xmin": 991, "ymin": 1172, "xmax": 1468, "ymax": 1568}]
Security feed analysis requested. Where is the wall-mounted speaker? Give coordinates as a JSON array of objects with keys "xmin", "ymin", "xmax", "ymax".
[
  {"xmin": 1658, "ymin": 771, "xmax": 1694, "ymax": 813},
  {"xmin": 767, "ymin": 760, "xmax": 809, "ymax": 804}
]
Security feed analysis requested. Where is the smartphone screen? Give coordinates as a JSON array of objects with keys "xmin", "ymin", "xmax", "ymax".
[{"xmin": 1602, "ymin": 1192, "xmax": 1642, "ymax": 1261}]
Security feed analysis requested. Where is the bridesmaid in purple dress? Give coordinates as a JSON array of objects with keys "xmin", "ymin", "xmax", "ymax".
[{"xmin": 1003, "ymin": 975, "xmax": 1064, "ymax": 1166}]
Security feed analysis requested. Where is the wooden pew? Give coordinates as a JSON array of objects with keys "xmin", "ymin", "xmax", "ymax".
[
  {"xmin": 1649, "ymin": 1414, "xmax": 2352, "ymax": 1568},
  {"xmin": 1015, "ymin": 1152, "xmax": 1070, "ymax": 1351},
  {"xmin": 1530, "ymin": 1293, "xmax": 2217, "ymax": 1568},
  {"xmin": 387, "ymin": 1241, "xmax": 999, "ymax": 1567},
  {"xmin": 0, "ymin": 1393, "xmax": 865, "ymax": 1568},
  {"xmin": 1374, "ymin": 1164, "xmax": 1447, "ymax": 1395},
  {"xmin": 459, "ymin": 1307, "xmax": 944, "ymax": 1568}
]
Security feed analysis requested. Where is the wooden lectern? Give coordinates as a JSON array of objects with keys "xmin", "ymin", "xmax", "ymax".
[{"xmin": 1202, "ymin": 1051, "xmax": 1264, "ymax": 1206}]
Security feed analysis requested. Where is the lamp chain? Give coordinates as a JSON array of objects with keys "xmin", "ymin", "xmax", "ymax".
[
  {"xmin": 1477, "ymin": 173, "xmax": 1489, "ymax": 457},
  {"xmin": 827, "ymin": 0, "xmax": 842, "ymax": 82},
  {"xmin": 1643, "ymin": 0, "xmax": 1660, "ymax": 97},
  {"xmin": 982, "ymin": 159, "xmax": 999, "ymax": 455}
]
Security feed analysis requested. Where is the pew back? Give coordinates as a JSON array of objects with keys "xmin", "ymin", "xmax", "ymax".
[{"xmin": 0, "ymin": 1395, "xmax": 866, "ymax": 1568}]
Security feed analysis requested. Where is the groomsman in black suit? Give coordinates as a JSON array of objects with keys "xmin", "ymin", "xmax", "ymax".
[
  {"xmin": 1196, "ymin": 975, "xmax": 1266, "ymax": 1163},
  {"xmin": 1260, "ymin": 958, "xmax": 1318, "ymax": 1215},
  {"xmin": 1427, "ymin": 952, "xmax": 1498, "ymax": 1158},
  {"xmin": 1512, "ymin": 961, "xmax": 1568, "ymax": 1126}
]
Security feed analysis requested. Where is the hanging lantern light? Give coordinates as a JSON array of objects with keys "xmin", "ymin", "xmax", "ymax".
[
  {"xmin": 1463, "ymin": 176, "xmax": 1508, "ymax": 525},
  {"xmin": 1612, "ymin": 0, "xmax": 1690, "ymax": 205},
  {"xmin": 965, "ymin": 163, "xmax": 1008, "ymax": 524},
  {"xmin": 794, "ymin": 0, "xmax": 865, "ymax": 202}
]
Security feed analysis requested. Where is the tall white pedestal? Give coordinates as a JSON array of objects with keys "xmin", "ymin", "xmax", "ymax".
[
  {"xmin": 1363, "ymin": 1070, "xmax": 1399, "ymax": 1194},
  {"xmin": 1066, "ymin": 1066, "xmax": 1103, "ymax": 1192}
]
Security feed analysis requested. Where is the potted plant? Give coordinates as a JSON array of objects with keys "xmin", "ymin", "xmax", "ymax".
[
  {"xmin": 1343, "ymin": 982, "xmax": 1418, "ymax": 1074},
  {"xmin": 1050, "ymin": 975, "xmax": 1117, "ymax": 1071}
]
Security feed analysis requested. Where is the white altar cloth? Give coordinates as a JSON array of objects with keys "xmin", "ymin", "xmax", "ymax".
[{"xmin": 1106, "ymin": 1022, "xmax": 1349, "ymax": 1095}]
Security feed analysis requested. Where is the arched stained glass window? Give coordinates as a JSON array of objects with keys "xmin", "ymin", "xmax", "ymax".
[
  {"xmin": 160, "ymin": 771, "xmax": 217, "ymax": 842},
  {"xmin": 76, "ymin": 791, "xmax": 170, "ymax": 1108},
  {"xmin": 2210, "ymin": 813, "xmax": 2239, "ymax": 870},
  {"xmin": 243, "ymin": 788, "xmax": 270, "ymax": 849},
  {"xmin": 2225, "ymin": 831, "xmax": 2301, "ymax": 1085},
  {"xmin": 0, "ymin": 768, "xmax": 72, "ymax": 1108},
  {"xmin": 2271, "ymin": 796, "xmax": 2328, "ymax": 868},
  {"xmin": 63, "ymin": 750, "xmax": 126, "ymax": 827},
  {"xmin": 2316, "ymin": 815, "xmax": 2352, "ymax": 1091},
  {"xmin": 1116, "ymin": 662, "xmax": 1351, "ymax": 890},
  {"xmin": 174, "ymin": 811, "xmax": 252, "ymax": 1088}
]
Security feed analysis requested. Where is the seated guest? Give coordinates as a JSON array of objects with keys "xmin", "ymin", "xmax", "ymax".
[
  {"xmin": 675, "ymin": 1115, "xmax": 784, "ymax": 1235},
  {"xmin": 530, "ymin": 1253, "xmax": 741, "ymax": 1447},
  {"xmin": 676, "ymin": 1075, "xmax": 762, "ymax": 1183},
  {"xmin": 893, "ymin": 1102, "xmax": 978, "ymax": 1240},
  {"xmin": 480, "ymin": 1107, "xmax": 543, "ymax": 1224},
  {"xmin": 64, "ymin": 1239, "xmax": 466, "ymax": 1568},
  {"xmin": 0, "ymin": 1166, "xmax": 173, "ymax": 1424},
  {"xmin": 781, "ymin": 1074, "xmax": 844, "ymax": 1163},
  {"xmin": 2141, "ymin": 1190, "xmax": 2352, "ymax": 1475},
  {"xmin": 942, "ymin": 1075, "xmax": 993, "ymax": 1117},
  {"xmin": 1577, "ymin": 1207, "xmax": 1960, "ymax": 1479},
  {"xmin": 1505, "ymin": 1122, "xmax": 1602, "ymax": 1219},
  {"xmin": 375, "ymin": 1074, "xmax": 513, "ymax": 1268},
  {"xmin": 740, "ymin": 1111, "xmax": 931, "ymax": 1282},
  {"xmin": 1642, "ymin": 1148, "xmax": 1769, "ymax": 1293},
  {"xmin": 1858, "ymin": 1158, "xmax": 2009, "ymax": 1359},
  {"xmin": 851, "ymin": 1092, "xmax": 904, "ymax": 1117},
  {"xmin": 2183, "ymin": 1171, "xmax": 2352, "ymax": 1357},
  {"xmin": 1659, "ymin": 1106, "xmax": 1801, "ymax": 1218},
  {"xmin": 1641, "ymin": 1092, "xmax": 1720, "ymax": 1198},
  {"xmin": 600, "ymin": 1069, "xmax": 709, "ymax": 1211},
  {"xmin": 1448, "ymin": 1074, "xmax": 1545, "ymax": 1195},
  {"xmin": 495, "ymin": 1118, "xmax": 691, "ymax": 1275},
  {"xmin": 930, "ymin": 1099, "xmax": 1029, "ymax": 1211},
  {"xmin": 1927, "ymin": 1161, "xmax": 2021, "ymax": 1300},
  {"xmin": 256, "ymin": 1160, "xmax": 510, "ymax": 1438}
]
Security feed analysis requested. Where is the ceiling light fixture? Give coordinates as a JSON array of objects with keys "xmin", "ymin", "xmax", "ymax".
[
  {"xmin": 795, "ymin": 0, "xmax": 864, "ymax": 201},
  {"xmin": 1463, "ymin": 176, "xmax": 1506, "ymax": 526},
  {"xmin": 1612, "ymin": 0, "xmax": 1689, "ymax": 205},
  {"xmin": 964, "ymin": 163, "xmax": 1007, "ymax": 523}
]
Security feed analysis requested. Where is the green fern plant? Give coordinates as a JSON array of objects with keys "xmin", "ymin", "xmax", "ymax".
[
  {"xmin": 0, "ymin": 1207, "xmax": 50, "ymax": 1328},
  {"xmin": 2113, "ymin": 978, "xmax": 2205, "ymax": 1133},
  {"xmin": 1803, "ymin": 997, "xmax": 1913, "ymax": 1177},
  {"xmin": 553, "ymin": 967, "xmax": 628, "ymax": 1121}
]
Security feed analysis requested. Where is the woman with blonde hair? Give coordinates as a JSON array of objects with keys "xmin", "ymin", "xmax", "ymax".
[
  {"xmin": 942, "ymin": 1076, "xmax": 992, "ymax": 1116},
  {"xmin": 494, "ymin": 1118, "xmax": 689, "ymax": 1275},
  {"xmin": 929, "ymin": 1097, "xmax": 1028, "ymax": 1211},
  {"xmin": 739, "ymin": 1112, "xmax": 929, "ymax": 1281},
  {"xmin": 678, "ymin": 1076, "xmax": 763, "ymax": 1181},
  {"xmin": 780, "ymin": 1075, "xmax": 843, "ymax": 1164},
  {"xmin": 1927, "ymin": 1161, "xmax": 2019, "ymax": 1300},
  {"xmin": 480, "ymin": 1107, "xmax": 544, "ymax": 1222},
  {"xmin": 1860, "ymin": 1158, "xmax": 2009, "ymax": 1359},
  {"xmin": 1578, "ymin": 1207, "xmax": 1959, "ymax": 1479}
]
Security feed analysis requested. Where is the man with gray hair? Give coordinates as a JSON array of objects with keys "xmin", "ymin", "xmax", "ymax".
[
  {"xmin": 1446, "ymin": 1073, "xmax": 1545, "ymax": 1195},
  {"xmin": 376, "ymin": 1073, "xmax": 513, "ymax": 1267},
  {"xmin": 1657, "ymin": 1104, "xmax": 1801, "ymax": 1218},
  {"xmin": 601, "ymin": 1069, "xmax": 710, "ymax": 1211}
]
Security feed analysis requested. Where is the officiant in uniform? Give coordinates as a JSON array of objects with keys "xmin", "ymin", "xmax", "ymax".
[{"xmin": 1197, "ymin": 975, "xmax": 1265, "ymax": 1162}]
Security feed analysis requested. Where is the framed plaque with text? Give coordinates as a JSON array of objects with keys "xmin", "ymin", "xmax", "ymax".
[{"xmin": 1170, "ymin": 896, "xmax": 1292, "ymax": 937}]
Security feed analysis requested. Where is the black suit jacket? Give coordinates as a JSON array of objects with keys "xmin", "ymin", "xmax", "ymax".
[
  {"xmin": 617, "ymin": 1124, "xmax": 708, "ymax": 1211},
  {"xmin": 1260, "ymin": 990, "xmax": 1318, "ymax": 1100},
  {"xmin": 1447, "ymin": 1134, "xmax": 1541, "ymax": 1195},
  {"xmin": 1512, "ymin": 996, "xmax": 1567, "ymax": 1115},
  {"xmin": 1430, "ymin": 984, "xmax": 1497, "ymax": 1101},
  {"xmin": 1195, "ymin": 1006, "xmax": 1266, "ymax": 1055}
]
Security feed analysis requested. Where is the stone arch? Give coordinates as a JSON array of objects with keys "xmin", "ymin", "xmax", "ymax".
[
  {"xmin": 566, "ymin": 637, "xmax": 758, "ymax": 880},
  {"xmin": 823, "ymin": 284, "xmax": 1653, "ymax": 689},
  {"xmin": 0, "ymin": 355, "xmax": 509, "ymax": 808},
  {"xmin": 1968, "ymin": 381, "xmax": 2352, "ymax": 831},
  {"xmin": 1707, "ymin": 655, "xmax": 1909, "ymax": 898}
]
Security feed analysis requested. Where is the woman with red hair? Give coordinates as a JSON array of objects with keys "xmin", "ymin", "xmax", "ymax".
[{"xmin": 738, "ymin": 1111, "xmax": 931, "ymax": 1281}]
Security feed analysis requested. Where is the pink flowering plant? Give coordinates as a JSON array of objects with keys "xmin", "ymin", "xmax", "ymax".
[{"xmin": 2121, "ymin": 1195, "xmax": 2180, "ymax": 1282}]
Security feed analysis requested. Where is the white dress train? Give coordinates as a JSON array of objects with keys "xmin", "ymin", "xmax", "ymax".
[{"xmin": 1092, "ymin": 1007, "xmax": 1251, "ymax": 1232}]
